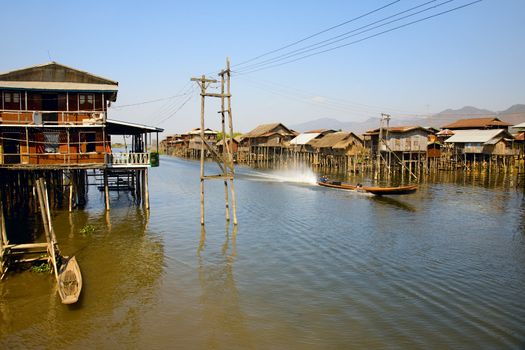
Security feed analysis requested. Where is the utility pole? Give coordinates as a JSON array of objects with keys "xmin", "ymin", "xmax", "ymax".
[
  {"xmin": 191, "ymin": 58, "xmax": 238, "ymax": 226},
  {"xmin": 382, "ymin": 113, "xmax": 391, "ymax": 175}
]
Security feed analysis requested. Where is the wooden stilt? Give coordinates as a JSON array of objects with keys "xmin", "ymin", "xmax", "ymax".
[
  {"xmin": 104, "ymin": 169, "xmax": 110, "ymax": 211},
  {"xmin": 144, "ymin": 168, "xmax": 150, "ymax": 210}
]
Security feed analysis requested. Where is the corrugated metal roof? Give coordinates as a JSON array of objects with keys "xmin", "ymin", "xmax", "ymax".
[
  {"xmin": 289, "ymin": 133, "xmax": 320, "ymax": 145},
  {"xmin": 0, "ymin": 62, "xmax": 118, "ymax": 85},
  {"xmin": 107, "ymin": 119, "xmax": 164, "ymax": 133},
  {"xmin": 513, "ymin": 122, "xmax": 525, "ymax": 129},
  {"xmin": 444, "ymin": 129, "xmax": 506, "ymax": 143},
  {"xmin": 0, "ymin": 81, "xmax": 118, "ymax": 92},
  {"xmin": 364, "ymin": 126, "xmax": 433, "ymax": 135}
]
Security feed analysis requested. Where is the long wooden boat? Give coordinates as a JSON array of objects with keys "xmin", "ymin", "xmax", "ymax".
[
  {"xmin": 317, "ymin": 180, "xmax": 417, "ymax": 195},
  {"xmin": 317, "ymin": 181, "xmax": 357, "ymax": 191},
  {"xmin": 361, "ymin": 184, "xmax": 417, "ymax": 195},
  {"xmin": 57, "ymin": 256, "xmax": 82, "ymax": 304}
]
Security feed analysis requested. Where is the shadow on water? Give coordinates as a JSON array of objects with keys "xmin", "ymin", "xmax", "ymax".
[{"xmin": 369, "ymin": 195, "xmax": 417, "ymax": 212}]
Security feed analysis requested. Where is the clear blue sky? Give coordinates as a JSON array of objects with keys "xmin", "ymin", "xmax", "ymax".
[{"xmin": 1, "ymin": 0, "xmax": 524, "ymax": 134}]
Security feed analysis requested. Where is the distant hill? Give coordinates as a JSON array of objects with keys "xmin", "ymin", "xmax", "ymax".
[
  {"xmin": 289, "ymin": 104, "xmax": 525, "ymax": 134},
  {"xmin": 497, "ymin": 104, "xmax": 525, "ymax": 125}
]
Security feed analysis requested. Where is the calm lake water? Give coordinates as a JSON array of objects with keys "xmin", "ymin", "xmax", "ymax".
[{"xmin": 1, "ymin": 156, "xmax": 524, "ymax": 349}]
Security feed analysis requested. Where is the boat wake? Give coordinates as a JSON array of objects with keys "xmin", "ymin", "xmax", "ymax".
[{"xmin": 240, "ymin": 166, "xmax": 318, "ymax": 185}]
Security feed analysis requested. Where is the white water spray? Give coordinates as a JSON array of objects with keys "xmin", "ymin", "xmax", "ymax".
[{"xmin": 245, "ymin": 165, "xmax": 318, "ymax": 185}]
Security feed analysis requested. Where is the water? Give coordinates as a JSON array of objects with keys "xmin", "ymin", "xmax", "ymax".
[{"xmin": 1, "ymin": 156, "xmax": 524, "ymax": 349}]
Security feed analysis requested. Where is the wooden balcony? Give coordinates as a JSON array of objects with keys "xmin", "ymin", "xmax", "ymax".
[
  {"xmin": 0, "ymin": 109, "xmax": 105, "ymax": 126},
  {"xmin": 106, "ymin": 152, "xmax": 150, "ymax": 168}
]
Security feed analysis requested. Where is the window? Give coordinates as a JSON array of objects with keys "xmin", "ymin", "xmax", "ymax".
[
  {"xmin": 3, "ymin": 92, "xmax": 21, "ymax": 109},
  {"xmin": 79, "ymin": 94, "xmax": 94, "ymax": 110},
  {"xmin": 80, "ymin": 132, "xmax": 96, "ymax": 153},
  {"xmin": 43, "ymin": 132, "xmax": 60, "ymax": 153}
]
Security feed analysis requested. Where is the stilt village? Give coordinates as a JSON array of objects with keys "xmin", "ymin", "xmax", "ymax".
[
  {"xmin": 160, "ymin": 114, "xmax": 525, "ymax": 179},
  {"xmin": 0, "ymin": 61, "xmax": 524, "ymax": 305}
]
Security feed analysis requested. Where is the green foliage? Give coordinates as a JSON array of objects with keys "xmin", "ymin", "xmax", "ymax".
[
  {"xmin": 80, "ymin": 224, "xmax": 96, "ymax": 236},
  {"xmin": 216, "ymin": 131, "xmax": 243, "ymax": 141},
  {"xmin": 30, "ymin": 262, "xmax": 52, "ymax": 274}
]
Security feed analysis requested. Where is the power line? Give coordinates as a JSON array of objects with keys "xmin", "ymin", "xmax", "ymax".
[
  {"xmin": 156, "ymin": 92, "xmax": 196, "ymax": 126},
  {"xmin": 236, "ymin": 0, "xmax": 451, "ymax": 72},
  {"xmin": 149, "ymin": 83, "xmax": 195, "ymax": 124},
  {"xmin": 236, "ymin": 74, "xmax": 428, "ymax": 116},
  {"xmin": 234, "ymin": 0, "xmax": 402, "ymax": 67},
  {"xmin": 110, "ymin": 92, "xmax": 194, "ymax": 109},
  {"xmin": 236, "ymin": 0, "xmax": 482, "ymax": 75},
  {"xmin": 236, "ymin": 75, "xmax": 428, "ymax": 118}
]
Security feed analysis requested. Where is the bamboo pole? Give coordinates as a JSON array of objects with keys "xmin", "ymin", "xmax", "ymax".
[
  {"xmin": 225, "ymin": 58, "xmax": 238, "ymax": 225},
  {"xmin": 220, "ymin": 70, "xmax": 230, "ymax": 222},
  {"xmin": 35, "ymin": 179, "xmax": 59, "ymax": 281},
  {"xmin": 199, "ymin": 75, "xmax": 206, "ymax": 225}
]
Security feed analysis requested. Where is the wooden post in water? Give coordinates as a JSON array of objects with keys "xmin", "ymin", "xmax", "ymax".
[
  {"xmin": 35, "ymin": 178, "xmax": 59, "ymax": 281},
  {"xmin": 104, "ymin": 169, "xmax": 110, "ymax": 211},
  {"xmin": 144, "ymin": 168, "xmax": 150, "ymax": 210}
]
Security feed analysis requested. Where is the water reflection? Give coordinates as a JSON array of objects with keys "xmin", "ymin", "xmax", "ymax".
[
  {"xmin": 196, "ymin": 224, "xmax": 251, "ymax": 348},
  {"xmin": 0, "ymin": 203, "xmax": 165, "ymax": 348}
]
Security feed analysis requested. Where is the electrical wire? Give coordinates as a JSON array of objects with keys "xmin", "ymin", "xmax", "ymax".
[
  {"xmin": 236, "ymin": 0, "xmax": 482, "ymax": 75},
  {"xmin": 234, "ymin": 0, "xmax": 401, "ymax": 68},
  {"xmin": 156, "ymin": 92, "xmax": 196, "ymax": 126},
  {"xmin": 236, "ymin": 74, "xmax": 428, "ymax": 116},
  {"xmin": 110, "ymin": 92, "xmax": 194, "ymax": 109},
  {"xmin": 236, "ymin": 0, "xmax": 452, "ymax": 72}
]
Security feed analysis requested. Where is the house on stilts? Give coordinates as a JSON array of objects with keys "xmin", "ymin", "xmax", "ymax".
[{"xmin": 0, "ymin": 62, "xmax": 162, "ymax": 278}]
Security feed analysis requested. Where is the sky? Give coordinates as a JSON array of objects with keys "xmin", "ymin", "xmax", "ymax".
[{"xmin": 1, "ymin": 0, "xmax": 524, "ymax": 135}]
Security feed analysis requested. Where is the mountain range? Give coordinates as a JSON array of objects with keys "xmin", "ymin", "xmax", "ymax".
[{"xmin": 289, "ymin": 104, "xmax": 525, "ymax": 134}]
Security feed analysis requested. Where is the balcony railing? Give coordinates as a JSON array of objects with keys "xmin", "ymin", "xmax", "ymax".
[
  {"xmin": 0, "ymin": 109, "xmax": 105, "ymax": 125},
  {"xmin": 107, "ymin": 152, "xmax": 150, "ymax": 168}
]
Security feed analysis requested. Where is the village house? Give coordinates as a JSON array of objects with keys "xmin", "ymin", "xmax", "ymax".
[
  {"xmin": 216, "ymin": 136, "xmax": 241, "ymax": 155},
  {"xmin": 186, "ymin": 128, "xmax": 218, "ymax": 158},
  {"xmin": 238, "ymin": 123, "xmax": 296, "ymax": 163},
  {"xmin": 289, "ymin": 129, "xmax": 336, "ymax": 153},
  {"xmin": 0, "ymin": 62, "xmax": 162, "ymax": 210},
  {"xmin": 363, "ymin": 126, "xmax": 434, "ymax": 156},
  {"xmin": 444, "ymin": 129, "xmax": 517, "ymax": 166}
]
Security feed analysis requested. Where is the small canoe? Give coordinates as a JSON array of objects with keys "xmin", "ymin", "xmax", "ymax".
[
  {"xmin": 57, "ymin": 256, "xmax": 82, "ymax": 304},
  {"xmin": 362, "ymin": 184, "xmax": 418, "ymax": 195}
]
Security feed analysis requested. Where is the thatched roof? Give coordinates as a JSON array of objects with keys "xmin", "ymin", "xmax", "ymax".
[
  {"xmin": 243, "ymin": 123, "xmax": 293, "ymax": 138},
  {"xmin": 308, "ymin": 132, "xmax": 361, "ymax": 149}
]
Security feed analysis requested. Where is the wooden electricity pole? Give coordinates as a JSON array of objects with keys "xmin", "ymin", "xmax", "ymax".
[{"xmin": 191, "ymin": 58, "xmax": 238, "ymax": 226}]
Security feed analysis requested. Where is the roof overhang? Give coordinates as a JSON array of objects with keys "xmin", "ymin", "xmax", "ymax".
[
  {"xmin": 0, "ymin": 81, "xmax": 118, "ymax": 101},
  {"xmin": 106, "ymin": 119, "xmax": 163, "ymax": 135}
]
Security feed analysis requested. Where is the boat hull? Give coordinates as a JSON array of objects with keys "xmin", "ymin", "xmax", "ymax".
[
  {"xmin": 57, "ymin": 256, "xmax": 82, "ymax": 304},
  {"xmin": 362, "ymin": 185, "xmax": 418, "ymax": 195},
  {"xmin": 317, "ymin": 181, "xmax": 417, "ymax": 195}
]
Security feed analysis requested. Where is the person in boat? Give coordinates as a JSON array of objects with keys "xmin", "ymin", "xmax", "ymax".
[{"xmin": 319, "ymin": 175, "xmax": 329, "ymax": 183}]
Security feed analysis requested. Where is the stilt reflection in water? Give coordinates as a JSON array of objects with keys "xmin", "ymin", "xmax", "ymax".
[{"xmin": 196, "ymin": 224, "xmax": 251, "ymax": 348}]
